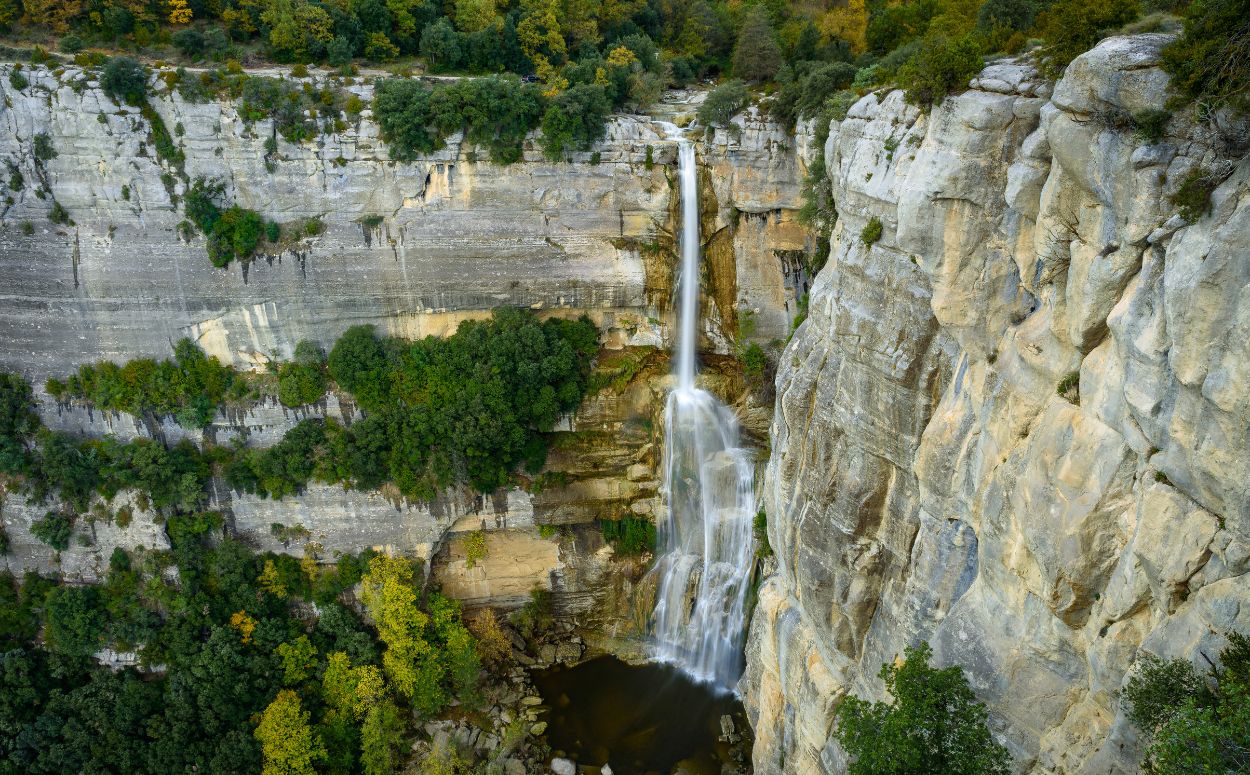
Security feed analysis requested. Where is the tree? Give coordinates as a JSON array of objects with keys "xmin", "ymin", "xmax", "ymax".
[
  {"xmin": 360, "ymin": 700, "xmax": 405, "ymax": 775},
  {"xmin": 1033, "ymin": 0, "xmax": 1140, "ymax": 77},
  {"xmin": 44, "ymin": 585, "xmax": 107, "ymax": 656},
  {"xmin": 20, "ymin": 0, "xmax": 84, "ymax": 32},
  {"xmin": 254, "ymin": 690, "xmax": 326, "ymax": 775},
  {"xmin": 732, "ymin": 6, "xmax": 782, "ymax": 82},
  {"xmin": 835, "ymin": 642, "xmax": 1011, "ymax": 774},
  {"xmin": 698, "ymin": 79, "xmax": 749, "ymax": 128},
  {"xmin": 0, "ymin": 372, "xmax": 37, "ymax": 475},
  {"xmin": 454, "ymin": 0, "xmax": 499, "ymax": 33},
  {"xmin": 167, "ymin": 0, "xmax": 193, "ymax": 24},
  {"xmin": 372, "ymin": 80, "xmax": 440, "ymax": 161},
  {"xmin": 100, "ymin": 57, "xmax": 149, "ymax": 106},
  {"xmin": 821, "ymin": 0, "xmax": 868, "ymax": 55},
  {"xmin": 1124, "ymin": 633, "xmax": 1250, "ymax": 773},
  {"xmin": 897, "ymin": 32, "xmax": 984, "ymax": 106},
  {"xmin": 539, "ymin": 83, "xmax": 611, "ymax": 160},
  {"xmin": 1161, "ymin": 0, "xmax": 1250, "ymax": 118},
  {"xmin": 420, "ymin": 18, "xmax": 463, "ymax": 72}
]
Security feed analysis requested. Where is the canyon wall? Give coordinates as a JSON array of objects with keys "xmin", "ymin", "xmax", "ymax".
[
  {"xmin": 0, "ymin": 65, "xmax": 808, "ymax": 642},
  {"xmin": 743, "ymin": 34, "xmax": 1250, "ymax": 775}
]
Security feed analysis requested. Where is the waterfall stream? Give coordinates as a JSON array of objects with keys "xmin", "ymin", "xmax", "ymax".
[{"xmin": 649, "ymin": 140, "xmax": 757, "ymax": 691}]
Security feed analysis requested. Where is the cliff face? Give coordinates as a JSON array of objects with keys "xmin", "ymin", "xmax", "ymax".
[
  {"xmin": 743, "ymin": 35, "xmax": 1250, "ymax": 774},
  {"xmin": 0, "ymin": 66, "xmax": 806, "ymax": 380},
  {"xmin": 0, "ymin": 67, "xmax": 809, "ymax": 637}
]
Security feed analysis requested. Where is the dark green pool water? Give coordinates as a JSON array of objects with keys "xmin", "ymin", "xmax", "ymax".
[{"xmin": 531, "ymin": 656, "xmax": 751, "ymax": 775}]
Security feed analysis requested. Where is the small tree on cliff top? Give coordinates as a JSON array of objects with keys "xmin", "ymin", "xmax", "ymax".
[{"xmin": 835, "ymin": 642, "xmax": 1011, "ymax": 774}]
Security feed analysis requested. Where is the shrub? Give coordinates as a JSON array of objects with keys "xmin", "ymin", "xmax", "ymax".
[
  {"xmin": 753, "ymin": 509, "xmax": 772, "ymax": 558},
  {"xmin": 48, "ymin": 201, "xmax": 72, "ymax": 226},
  {"xmin": 172, "ymin": 28, "xmax": 206, "ymax": 59},
  {"xmin": 59, "ymin": 35, "xmax": 85, "ymax": 54},
  {"xmin": 1171, "ymin": 167, "xmax": 1218, "ymax": 222},
  {"xmin": 835, "ymin": 642, "xmax": 1011, "ymax": 774},
  {"xmin": 1161, "ymin": 0, "xmax": 1250, "ymax": 118},
  {"xmin": 206, "ymin": 206, "xmax": 264, "ymax": 267},
  {"xmin": 1132, "ymin": 108, "xmax": 1171, "ymax": 143},
  {"xmin": 32, "ymin": 510, "xmax": 74, "ymax": 551},
  {"xmin": 373, "ymin": 79, "xmax": 439, "ymax": 161},
  {"xmin": 32, "ymin": 133, "xmax": 56, "ymax": 162},
  {"xmin": 600, "ymin": 517, "xmax": 655, "ymax": 555},
  {"xmin": 1057, "ymin": 371, "xmax": 1080, "ymax": 404},
  {"xmin": 464, "ymin": 530, "xmax": 487, "ymax": 568},
  {"xmin": 8, "ymin": 68, "xmax": 27, "ymax": 90},
  {"xmin": 467, "ymin": 609, "xmax": 511, "ymax": 666},
  {"xmin": 743, "ymin": 342, "xmax": 766, "ymax": 379},
  {"xmin": 897, "ymin": 33, "xmax": 984, "ymax": 106},
  {"xmin": 697, "ymin": 80, "xmax": 749, "ymax": 129},
  {"xmin": 1034, "ymin": 0, "xmax": 1142, "ymax": 77},
  {"xmin": 277, "ymin": 345, "xmax": 327, "ymax": 407},
  {"xmin": 861, "ymin": 217, "xmax": 884, "ymax": 246},
  {"xmin": 100, "ymin": 56, "xmax": 150, "ymax": 106},
  {"xmin": 540, "ymin": 83, "xmax": 611, "ymax": 161}
]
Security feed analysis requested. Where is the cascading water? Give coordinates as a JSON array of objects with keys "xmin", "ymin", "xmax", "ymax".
[{"xmin": 649, "ymin": 140, "xmax": 757, "ymax": 691}]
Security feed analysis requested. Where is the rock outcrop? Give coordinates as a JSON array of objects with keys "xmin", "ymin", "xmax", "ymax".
[{"xmin": 743, "ymin": 36, "xmax": 1249, "ymax": 774}]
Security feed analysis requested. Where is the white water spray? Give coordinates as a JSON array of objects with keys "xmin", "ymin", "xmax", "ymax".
[{"xmin": 650, "ymin": 140, "xmax": 756, "ymax": 691}]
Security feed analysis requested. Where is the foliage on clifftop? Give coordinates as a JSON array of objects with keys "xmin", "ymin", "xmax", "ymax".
[{"xmin": 0, "ymin": 530, "xmax": 482, "ymax": 774}]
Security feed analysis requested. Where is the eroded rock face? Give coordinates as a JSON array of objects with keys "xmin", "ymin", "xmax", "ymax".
[
  {"xmin": 0, "ymin": 66, "xmax": 806, "ymax": 380},
  {"xmin": 743, "ymin": 36, "xmax": 1250, "ymax": 774}
]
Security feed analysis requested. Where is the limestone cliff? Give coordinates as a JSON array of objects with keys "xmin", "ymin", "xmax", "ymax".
[
  {"xmin": 0, "ymin": 67, "xmax": 809, "ymax": 641},
  {"xmin": 743, "ymin": 36, "xmax": 1249, "ymax": 774}
]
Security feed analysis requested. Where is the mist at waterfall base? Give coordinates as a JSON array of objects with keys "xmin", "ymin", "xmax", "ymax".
[
  {"xmin": 649, "ymin": 141, "xmax": 758, "ymax": 691},
  {"xmin": 532, "ymin": 656, "xmax": 751, "ymax": 775}
]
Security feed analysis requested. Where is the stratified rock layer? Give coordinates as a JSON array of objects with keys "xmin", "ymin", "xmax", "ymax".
[{"xmin": 743, "ymin": 36, "xmax": 1249, "ymax": 774}]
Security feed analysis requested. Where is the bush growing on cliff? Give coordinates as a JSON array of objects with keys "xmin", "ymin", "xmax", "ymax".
[
  {"xmin": 540, "ymin": 84, "xmax": 612, "ymax": 161},
  {"xmin": 1033, "ymin": 0, "xmax": 1142, "ymax": 77},
  {"xmin": 100, "ymin": 56, "xmax": 149, "ymax": 106},
  {"xmin": 861, "ymin": 217, "xmax": 884, "ymax": 246},
  {"xmin": 1123, "ymin": 632, "xmax": 1250, "ymax": 774},
  {"xmin": 278, "ymin": 341, "xmax": 328, "ymax": 407},
  {"xmin": 0, "ymin": 372, "xmax": 38, "ymax": 475},
  {"xmin": 31, "ymin": 510, "xmax": 74, "ymax": 551},
  {"xmin": 698, "ymin": 80, "xmax": 750, "ymax": 129},
  {"xmin": 835, "ymin": 642, "xmax": 1011, "ymax": 774},
  {"xmin": 373, "ymin": 79, "xmax": 440, "ymax": 160},
  {"xmin": 1161, "ymin": 0, "xmax": 1250, "ymax": 120},
  {"xmin": 897, "ymin": 32, "xmax": 984, "ymax": 106},
  {"xmin": 601, "ymin": 517, "xmax": 656, "ymax": 555}
]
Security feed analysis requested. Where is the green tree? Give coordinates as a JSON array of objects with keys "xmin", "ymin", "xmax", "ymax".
[
  {"xmin": 43, "ymin": 585, "xmax": 107, "ymax": 656},
  {"xmin": 420, "ymin": 18, "xmax": 463, "ymax": 72},
  {"xmin": 732, "ymin": 6, "xmax": 782, "ymax": 82},
  {"xmin": 1033, "ymin": 0, "xmax": 1140, "ymax": 77},
  {"xmin": 697, "ymin": 79, "xmax": 749, "ymax": 128},
  {"xmin": 834, "ymin": 642, "xmax": 1011, "ymax": 775},
  {"xmin": 539, "ymin": 83, "xmax": 611, "ymax": 160},
  {"xmin": 897, "ymin": 32, "xmax": 984, "ymax": 106},
  {"xmin": 100, "ymin": 57, "xmax": 149, "ymax": 106},
  {"xmin": 360, "ymin": 699, "xmax": 405, "ymax": 775},
  {"xmin": 1161, "ymin": 0, "xmax": 1250, "ymax": 118},
  {"xmin": 0, "ymin": 372, "xmax": 37, "ymax": 475},
  {"xmin": 1124, "ymin": 633, "xmax": 1250, "ymax": 774},
  {"xmin": 373, "ymin": 79, "xmax": 440, "ymax": 161},
  {"xmin": 254, "ymin": 689, "xmax": 326, "ymax": 775}
]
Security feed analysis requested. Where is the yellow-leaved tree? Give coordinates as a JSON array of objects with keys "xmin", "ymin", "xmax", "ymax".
[
  {"xmin": 168, "ymin": 0, "xmax": 192, "ymax": 24},
  {"xmin": 254, "ymin": 690, "xmax": 326, "ymax": 775},
  {"xmin": 322, "ymin": 651, "xmax": 385, "ymax": 720},
  {"xmin": 820, "ymin": 0, "xmax": 868, "ymax": 56},
  {"xmin": 359, "ymin": 554, "xmax": 446, "ymax": 714}
]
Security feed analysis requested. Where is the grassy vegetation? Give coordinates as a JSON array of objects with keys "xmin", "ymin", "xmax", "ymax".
[{"xmin": 600, "ymin": 516, "xmax": 656, "ymax": 556}]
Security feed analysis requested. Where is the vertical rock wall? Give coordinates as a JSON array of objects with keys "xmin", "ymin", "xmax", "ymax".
[{"xmin": 744, "ymin": 35, "xmax": 1250, "ymax": 774}]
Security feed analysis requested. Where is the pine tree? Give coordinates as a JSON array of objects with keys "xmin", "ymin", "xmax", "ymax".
[{"xmin": 732, "ymin": 6, "xmax": 782, "ymax": 82}]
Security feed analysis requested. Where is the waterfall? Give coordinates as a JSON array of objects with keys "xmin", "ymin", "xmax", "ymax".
[{"xmin": 649, "ymin": 140, "xmax": 756, "ymax": 691}]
